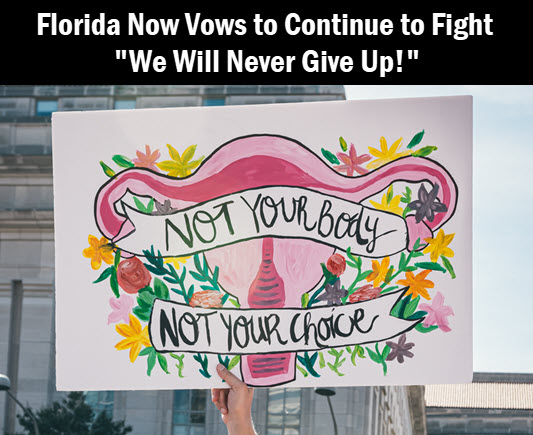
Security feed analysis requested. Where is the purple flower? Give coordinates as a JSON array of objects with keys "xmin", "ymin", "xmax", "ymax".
[
  {"xmin": 318, "ymin": 280, "xmax": 348, "ymax": 306},
  {"xmin": 385, "ymin": 334, "xmax": 414, "ymax": 363},
  {"xmin": 408, "ymin": 184, "xmax": 447, "ymax": 223}
]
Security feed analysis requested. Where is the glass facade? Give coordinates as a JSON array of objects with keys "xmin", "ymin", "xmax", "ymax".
[
  {"xmin": 173, "ymin": 389, "xmax": 207, "ymax": 435},
  {"xmin": 114, "ymin": 99, "xmax": 137, "ymax": 110},
  {"xmin": 85, "ymin": 390, "xmax": 114, "ymax": 417},
  {"xmin": 36, "ymin": 99, "xmax": 57, "ymax": 116},
  {"xmin": 266, "ymin": 388, "xmax": 302, "ymax": 435}
]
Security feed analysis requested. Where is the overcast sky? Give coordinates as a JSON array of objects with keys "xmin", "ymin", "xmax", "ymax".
[{"xmin": 345, "ymin": 85, "xmax": 533, "ymax": 373}]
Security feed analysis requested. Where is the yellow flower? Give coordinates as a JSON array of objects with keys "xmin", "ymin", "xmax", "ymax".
[
  {"xmin": 366, "ymin": 257, "xmax": 392, "ymax": 288},
  {"xmin": 82, "ymin": 235, "xmax": 114, "ymax": 270},
  {"xmin": 115, "ymin": 314, "xmax": 151, "ymax": 363},
  {"xmin": 367, "ymin": 137, "xmax": 411, "ymax": 169},
  {"xmin": 157, "ymin": 144, "xmax": 204, "ymax": 177},
  {"xmin": 397, "ymin": 269, "xmax": 434, "ymax": 300},
  {"xmin": 164, "ymin": 256, "xmax": 191, "ymax": 269},
  {"xmin": 423, "ymin": 229, "xmax": 455, "ymax": 262},
  {"xmin": 369, "ymin": 190, "xmax": 403, "ymax": 216}
]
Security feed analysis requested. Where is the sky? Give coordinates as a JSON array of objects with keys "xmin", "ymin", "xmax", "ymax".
[{"xmin": 345, "ymin": 86, "xmax": 533, "ymax": 373}]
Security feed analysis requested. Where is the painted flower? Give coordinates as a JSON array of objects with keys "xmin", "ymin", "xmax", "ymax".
[
  {"xmin": 115, "ymin": 314, "xmax": 151, "ymax": 363},
  {"xmin": 349, "ymin": 284, "xmax": 381, "ymax": 303},
  {"xmin": 318, "ymin": 280, "xmax": 348, "ymax": 306},
  {"xmin": 82, "ymin": 235, "xmax": 114, "ymax": 270},
  {"xmin": 419, "ymin": 291, "xmax": 454, "ymax": 332},
  {"xmin": 164, "ymin": 256, "xmax": 191, "ymax": 270},
  {"xmin": 408, "ymin": 184, "xmax": 448, "ymax": 223},
  {"xmin": 108, "ymin": 295, "xmax": 135, "ymax": 325},
  {"xmin": 153, "ymin": 199, "xmax": 177, "ymax": 215},
  {"xmin": 334, "ymin": 144, "xmax": 371, "ymax": 176},
  {"xmin": 157, "ymin": 144, "xmax": 204, "ymax": 178},
  {"xmin": 116, "ymin": 257, "xmax": 151, "ymax": 294},
  {"xmin": 189, "ymin": 290, "xmax": 224, "ymax": 308},
  {"xmin": 423, "ymin": 229, "xmax": 455, "ymax": 262},
  {"xmin": 367, "ymin": 137, "xmax": 411, "ymax": 170},
  {"xmin": 385, "ymin": 334, "xmax": 414, "ymax": 363},
  {"xmin": 397, "ymin": 269, "xmax": 434, "ymax": 300},
  {"xmin": 132, "ymin": 145, "xmax": 161, "ymax": 171},
  {"xmin": 326, "ymin": 253, "xmax": 347, "ymax": 277},
  {"xmin": 369, "ymin": 192, "xmax": 403, "ymax": 216},
  {"xmin": 366, "ymin": 257, "xmax": 392, "ymax": 288}
]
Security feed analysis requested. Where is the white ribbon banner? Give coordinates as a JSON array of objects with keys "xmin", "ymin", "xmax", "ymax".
[
  {"xmin": 117, "ymin": 186, "xmax": 408, "ymax": 258},
  {"xmin": 149, "ymin": 289, "xmax": 420, "ymax": 354}
]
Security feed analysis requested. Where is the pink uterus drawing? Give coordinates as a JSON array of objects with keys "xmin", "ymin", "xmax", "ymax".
[
  {"xmin": 94, "ymin": 134, "xmax": 458, "ymax": 387},
  {"xmin": 204, "ymin": 237, "xmax": 333, "ymax": 386}
]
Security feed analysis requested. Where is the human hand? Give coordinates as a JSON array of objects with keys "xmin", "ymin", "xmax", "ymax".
[{"xmin": 212, "ymin": 364, "xmax": 256, "ymax": 435}]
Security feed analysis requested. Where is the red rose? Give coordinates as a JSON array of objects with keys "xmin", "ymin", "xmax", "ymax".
[
  {"xmin": 349, "ymin": 284, "xmax": 381, "ymax": 303},
  {"xmin": 189, "ymin": 290, "xmax": 223, "ymax": 308},
  {"xmin": 116, "ymin": 257, "xmax": 151, "ymax": 294},
  {"xmin": 326, "ymin": 253, "xmax": 347, "ymax": 276}
]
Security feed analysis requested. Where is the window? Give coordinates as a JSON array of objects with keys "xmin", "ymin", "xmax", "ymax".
[
  {"xmin": 36, "ymin": 100, "xmax": 58, "ymax": 116},
  {"xmin": 173, "ymin": 389, "xmax": 207, "ymax": 435},
  {"xmin": 85, "ymin": 391, "xmax": 114, "ymax": 417},
  {"xmin": 266, "ymin": 388, "xmax": 301, "ymax": 435},
  {"xmin": 114, "ymin": 99, "xmax": 136, "ymax": 110},
  {"xmin": 203, "ymin": 98, "xmax": 225, "ymax": 106}
]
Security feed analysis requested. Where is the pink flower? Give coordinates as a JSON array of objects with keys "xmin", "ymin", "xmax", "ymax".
[
  {"xmin": 132, "ymin": 145, "xmax": 161, "ymax": 171},
  {"xmin": 335, "ymin": 144, "xmax": 371, "ymax": 176},
  {"xmin": 349, "ymin": 284, "xmax": 381, "ymax": 303},
  {"xmin": 108, "ymin": 295, "xmax": 135, "ymax": 325},
  {"xmin": 419, "ymin": 292, "xmax": 454, "ymax": 332}
]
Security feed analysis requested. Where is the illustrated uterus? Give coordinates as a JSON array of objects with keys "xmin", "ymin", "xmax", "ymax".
[{"xmin": 205, "ymin": 237, "xmax": 333, "ymax": 386}]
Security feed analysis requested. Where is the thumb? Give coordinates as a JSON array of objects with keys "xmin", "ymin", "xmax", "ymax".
[{"xmin": 216, "ymin": 364, "xmax": 246, "ymax": 389}]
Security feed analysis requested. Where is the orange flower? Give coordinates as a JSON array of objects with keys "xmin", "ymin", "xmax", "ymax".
[
  {"xmin": 115, "ymin": 314, "xmax": 151, "ymax": 363},
  {"xmin": 397, "ymin": 269, "xmax": 434, "ymax": 300},
  {"xmin": 189, "ymin": 291, "xmax": 223, "ymax": 308},
  {"xmin": 366, "ymin": 257, "xmax": 392, "ymax": 288},
  {"xmin": 82, "ymin": 235, "xmax": 114, "ymax": 270},
  {"xmin": 132, "ymin": 145, "xmax": 161, "ymax": 171}
]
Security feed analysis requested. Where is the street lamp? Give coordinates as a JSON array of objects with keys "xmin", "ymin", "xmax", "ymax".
[
  {"xmin": 314, "ymin": 387, "xmax": 338, "ymax": 435},
  {"xmin": 0, "ymin": 374, "xmax": 40, "ymax": 435}
]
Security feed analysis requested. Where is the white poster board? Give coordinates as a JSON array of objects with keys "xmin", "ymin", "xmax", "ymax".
[{"xmin": 52, "ymin": 96, "xmax": 472, "ymax": 390}]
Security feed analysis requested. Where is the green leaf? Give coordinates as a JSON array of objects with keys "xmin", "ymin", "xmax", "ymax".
[
  {"xmin": 147, "ymin": 350, "xmax": 156, "ymax": 376},
  {"xmin": 301, "ymin": 292, "xmax": 310, "ymax": 308},
  {"xmin": 407, "ymin": 310, "xmax": 428, "ymax": 320},
  {"xmin": 296, "ymin": 364, "xmax": 309, "ymax": 377},
  {"xmin": 386, "ymin": 186, "xmax": 394, "ymax": 205},
  {"xmin": 228, "ymin": 298, "xmax": 240, "ymax": 308},
  {"xmin": 414, "ymin": 262, "xmax": 447, "ymax": 273},
  {"xmin": 137, "ymin": 290, "xmax": 156, "ymax": 309},
  {"xmin": 321, "ymin": 148, "xmax": 340, "ymax": 164},
  {"xmin": 133, "ymin": 197, "xmax": 148, "ymax": 213},
  {"xmin": 114, "ymin": 250, "xmax": 121, "ymax": 268},
  {"xmin": 132, "ymin": 306, "xmax": 151, "ymax": 322},
  {"xmin": 380, "ymin": 285, "xmax": 399, "ymax": 295},
  {"xmin": 404, "ymin": 296, "xmax": 420, "ymax": 318},
  {"xmin": 415, "ymin": 323, "xmax": 439, "ymax": 333},
  {"xmin": 366, "ymin": 347, "xmax": 381, "ymax": 364},
  {"xmin": 110, "ymin": 268, "xmax": 120, "ymax": 298},
  {"xmin": 112, "ymin": 154, "xmax": 134, "ymax": 168},
  {"xmin": 384, "ymin": 266, "xmax": 394, "ymax": 284},
  {"xmin": 146, "ymin": 198, "xmax": 154, "ymax": 213},
  {"xmin": 228, "ymin": 355, "xmax": 240, "ymax": 370},
  {"xmin": 318, "ymin": 352, "xmax": 325, "ymax": 368},
  {"xmin": 413, "ymin": 146, "xmax": 438, "ymax": 157},
  {"xmin": 382, "ymin": 345, "xmax": 391, "ymax": 360},
  {"xmin": 139, "ymin": 347, "xmax": 154, "ymax": 357},
  {"xmin": 441, "ymin": 256, "xmax": 456, "ymax": 279},
  {"xmin": 154, "ymin": 278, "xmax": 170, "ymax": 300},
  {"xmin": 157, "ymin": 353, "xmax": 170, "ymax": 374},
  {"xmin": 407, "ymin": 130, "xmax": 425, "ymax": 149},
  {"xmin": 100, "ymin": 161, "xmax": 115, "ymax": 177},
  {"xmin": 359, "ymin": 270, "xmax": 373, "ymax": 281},
  {"xmin": 93, "ymin": 266, "xmax": 113, "ymax": 284},
  {"xmin": 339, "ymin": 136, "xmax": 348, "ymax": 152}
]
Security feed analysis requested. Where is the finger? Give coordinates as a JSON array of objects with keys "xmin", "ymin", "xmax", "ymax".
[
  {"xmin": 218, "ymin": 388, "xmax": 228, "ymax": 414},
  {"xmin": 216, "ymin": 364, "xmax": 246, "ymax": 390},
  {"xmin": 211, "ymin": 388, "xmax": 220, "ymax": 403}
]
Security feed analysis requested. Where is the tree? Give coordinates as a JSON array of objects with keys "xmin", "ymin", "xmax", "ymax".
[{"xmin": 17, "ymin": 391, "xmax": 132, "ymax": 435}]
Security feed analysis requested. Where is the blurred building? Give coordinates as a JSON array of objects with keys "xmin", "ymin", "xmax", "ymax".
[
  {"xmin": 0, "ymin": 85, "xmax": 425, "ymax": 435},
  {"xmin": 426, "ymin": 372, "xmax": 533, "ymax": 434}
]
